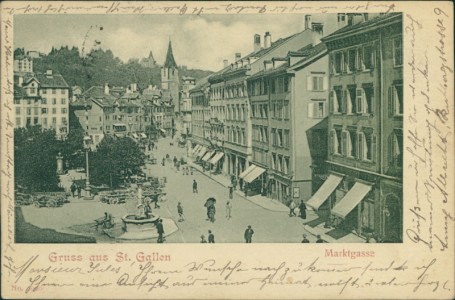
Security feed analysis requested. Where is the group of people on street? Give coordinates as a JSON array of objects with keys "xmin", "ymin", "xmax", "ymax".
[
  {"xmin": 289, "ymin": 200, "xmax": 307, "ymax": 219},
  {"xmin": 70, "ymin": 182, "xmax": 82, "ymax": 198},
  {"xmin": 199, "ymin": 225, "xmax": 254, "ymax": 243}
]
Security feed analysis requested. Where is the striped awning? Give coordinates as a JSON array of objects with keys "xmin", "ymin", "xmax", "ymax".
[
  {"xmin": 210, "ymin": 152, "xmax": 224, "ymax": 164},
  {"xmin": 202, "ymin": 151, "xmax": 215, "ymax": 162},
  {"xmin": 239, "ymin": 164, "xmax": 257, "ymax": 179},
  {"xmin": 243, "ymin": 165, "xmax": 266, "ymax": 183},
  {"xmin": 196, "ymin": 146, "xmax": 207, "ymax": 158},
  {"xmin": 306, "ymin": 174, "xmax": 344, "ymax": 210},
  {"xmin": 331, "ymin": 182, "xmax": 373, "ymax": 218}
]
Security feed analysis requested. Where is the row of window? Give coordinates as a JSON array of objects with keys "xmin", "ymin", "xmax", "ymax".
[
  {"xmin": 41, "ymin": 89, "xmax": 67, "ymax": 95},
  {"xmin": 331, "ymin": 44, "xmax": 376, "ymax": 74},
  {"xmin": 330, "ymin": 85, "xmax": 374, "ymax": 115},
  {"xmin": 330, "ymin": 128, "xmax": 375, "ymax": 161},
  {"xmin": 226, "ymin": 104, "xmax": 246, "ymax": 121},
  {"xmin": 251, "ymin": 101, "xmax": 290, "ymax": 120},
  {"xmin": 329, "ymin": 84, "xmax": 402, "ymax": 116},
  {"xmin": 331, "ymin": 37, "xmax": 402, "ymax": 75},
  {"xmin": 271, "ymin": 153, "xmax": 290, "ymax": 175},
  {"xmin": 330, "ymin": 127, "xmax": 402, "ymax": 166},
  {"xmin": 14, "ymin": 98, "xmax": 67, "ymax": 105},
  {"xmin": 17, "ymin": 116, "xmax": 67, "ymax": 127},
  {"xmin": 271, "ymin": 128, "xmax": 290, "ymax": 148},
  {"xmin": 227, "ymin": 127, "xmax": 246, "ymax": 145},
  {"xmin": 16, "ymin": 107, "xmax": 68, "ymax": 115},
  {"xmin": 248, "ymin": 76, "xmax": 290, "ymax": 96}
]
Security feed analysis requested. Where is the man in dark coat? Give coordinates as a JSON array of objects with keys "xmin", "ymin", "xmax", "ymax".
[
  {"xmin": 77, "ymin": 185, "xmax": 82, "ymax": 198},
  {"xmin": 299, "ymin": 200, "xmax": 307, "ymax": 219},
  {"xmin": 244, "ymin": 225, "xmax": 254, "ymax": 243},
  {"xmin": 316, "ymin": 234, "xmax": 324, "ymax": 243},
  {"xmin": 208, "ymin": 230, "xmax": 215, "ymax": 243},
  {"xmin": 70, "ymin": 182, "xmax": 76, "ymax": 197},
  {"xmin": 156, "ymin": 219, "xmax": 164, "ymax": 243},
  {"xmin": 193, "ymin": 180, "xmax": 198, "ymax": 193}
]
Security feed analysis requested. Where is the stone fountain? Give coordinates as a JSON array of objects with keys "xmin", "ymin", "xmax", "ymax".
[{"xmin": 117, "ymin": 185, "xmax": 177, "ymax": 240}]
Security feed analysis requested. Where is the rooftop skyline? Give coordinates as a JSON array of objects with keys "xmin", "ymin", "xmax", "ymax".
[{"xmin": 14, "ymin": 14, "xmax": 338, "ymax": 71}]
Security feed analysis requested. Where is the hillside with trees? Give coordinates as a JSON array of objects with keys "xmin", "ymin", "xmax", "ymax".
[{"xmin": 15, "ymin": 47, "xmax": 213, "ymax": 91}]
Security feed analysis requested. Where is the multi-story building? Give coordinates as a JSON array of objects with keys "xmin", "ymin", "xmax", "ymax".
[
  {"xmin": 72, "ymin": 84, "xmax": 117, "ymax": 146},
  {"xmin": 246, "ymin": 42, "xmax": 330, "ymax": 202},
  {"xmin": 207, "ymin": 22, "xmax": 338, "ymax": 190},
  {"xmin": 180, "ymin": 76, "xmax": 196, "ymax": 136},
  {"xmin": 14, "ymin": 70, "xmax": 70, "ymax": 139},
  {"xmin": 189, "ymin": 76, "xmax": 211, "ymax": 161},
  {"xmin": 14, "ymin": 54, "xmax": 33, "ymax": 73},
  {"xmin": 306, "ymin": 13, "xmax": 403, "ymax": 242}
]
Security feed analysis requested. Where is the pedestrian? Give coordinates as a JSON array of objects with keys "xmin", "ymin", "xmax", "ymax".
[
  {"xmin": 244, "ymin": 183, "xmax": 248, "ymax": 197},
  {"xmin": 77, "ymin": 184, "xmax": 82, "ymax": 198},
  {"xmin": 228, "ymin": 186, "xmax": 233, "ymax": 199},
  {"xmin": 226, "ymin": 200, "xmax": 232, "ymax": 219},
  {"xmin": 208, "ymin": 230, "xmax": 215, "ymax": 243},
  {"xmin": 289, "ymin": 200, "xmax": 297, "ymax": 217},
  {"xmin": 244, "ymin": 225, "xmax": 254, "ymax": 243},
  {"xmin": 190, "ymin": 167, "xmax": 193, "ymax": 175},
  {"xmin": 302, "ymin": 234, "xmax": 310, "ymax": 243},
  {"xmin": 70, "ymin": 182, "xmax": 76, "ymax": 197},
  {"xmin": 299, "ymin": 200, "xmax": 307, "ymax": 219},
  {"xmin": 200, "ymin": 235, "xmax": 207, "ymax": 243},
  {"xmin": 316, "ymin": 234, "xmax": 324, "ymax": 243},
  {"xmin": 156, "ymin": 219, "xmax": 164, "ymax": 243},
  {"xmin": 193, "ymin": 179, "xmax": 198, "ymax": 193},
  {"xmin": 162, "ymin": 158, "xmax": 165, "ymax": 166},
  {"xmin": 177, "ymin": 202, "xmax": 185, "ymax": 222}
]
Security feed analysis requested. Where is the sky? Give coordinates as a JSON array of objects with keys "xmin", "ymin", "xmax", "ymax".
[{"xmin": 14, "ymin": 14, "xmax": 337, "ymax": 71}]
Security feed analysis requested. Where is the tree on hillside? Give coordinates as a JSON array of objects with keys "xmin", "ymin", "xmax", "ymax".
[
  {"xmin": 23, "ymin": 46, "xmax": 213, "ymax": 91},
  {"xmin": 89, "ymin": 136, "xmax": 145, "ymax": 187},
  {"xmin": 14, "ymin": 126, "xmax": 61, "ymax": 192}
]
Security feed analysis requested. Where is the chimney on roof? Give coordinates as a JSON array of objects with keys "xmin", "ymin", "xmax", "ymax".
[
  {"xmin": 131, "ymin": 83, "xmax": 137, "ymax": 93},
  {"xmin": 46, "ymin": 69, "xmax": 53, "ymax": 78},
  {"xmin": 264, "ymin": 32, "xmax": 272, "ymax": 48},
  {"xmin": 104, "ymin": 83, "xmax": 109, "ymax": 95},
  {"xmin": 235, "ymin": 53, "xmax": 241, "ymax": 61},
  {"xmin": 304, "ymin": 15, "xmax": 312, "ymax": 30},
  {"xmin": 18, "ymin": 76, "xmax": 24, "ymax": 86},
  {"xmin": 254, "ymin": 34, "xmax": 261, "ymax": 52},
  {"xmin": 223, "ymin": 59, "xmax": 229, "ymax": 68},
  {"xmin": 347, "ymin": 14, "xmax": 365, "ymax": 26}
]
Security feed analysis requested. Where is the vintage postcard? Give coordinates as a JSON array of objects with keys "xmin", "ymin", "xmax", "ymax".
[{"xmin": 1, "ymin": 1, "xmax": 454, "ymax": 299}]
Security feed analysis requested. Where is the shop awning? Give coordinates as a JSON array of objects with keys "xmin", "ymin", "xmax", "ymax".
[
  {"xmin": 239, "ymin": 164, "xmax": 257, "ymax": 179},
  {"xmin": 306, "ymin": 174, "xmax": 344, "ymax": 210},
  {"xmin": 331, "ymin": 182, "xmax": 373, "ymax": 218},
  {"xmin": 202, "ymin": 151, "xmax": 215, "ymax": 162},
  {"xmin": 192, "ymin": 145, "xmax": 202, "ymax": 155},
  {"xmin": 160, "ymin": 128, "xmax": 166, "ymax": 133},
  {"xmin": 196, "ymin": 147, "xmax": 207, "ymax": 158},
  {"xmin": 210, "ymin": 152, "xmax": 224, "ymax": 164},
  {"xmin": 243, "ymin": 165, "xmax": 266, "ymax": 183},
  {"xmin": 132, "ymin": 133, "xmax": 139, "ymax": 139},
  {"xmin": 140, "ymin": 133, "xmax": 147, "ymax": 138}
]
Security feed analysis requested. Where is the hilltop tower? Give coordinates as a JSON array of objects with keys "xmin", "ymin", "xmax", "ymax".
[{"xmin": 161, "ymin": 40, "xmax": 179, "ymax": 105}]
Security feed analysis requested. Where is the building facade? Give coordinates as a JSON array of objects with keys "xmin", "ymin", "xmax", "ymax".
[
  {"xmin": 307, "ymin": 13, "xmax": 403, "ymax": 242},
  {"xmin": 180, "ymin": 76, "xmax": 196, "ymax": 136},
  {"xmin": 14, "ymin": 70, "xmax": 70, "ymax": 140}
]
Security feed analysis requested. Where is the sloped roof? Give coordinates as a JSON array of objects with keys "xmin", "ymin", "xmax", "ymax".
[
  {"xmin": 164, "ymin": 40, "xmax": 178, "ymax": 68},
  {"xmin": 35, "ymin": 72, "xmax": 69, "ymax": 88},
  {"xmin": 322, "ymin": 13, "xmax": 402, "ymax": 43},
  {"xmin": 14, "ymin": 84, "xmax": 27, "ymax": 98},
  {"xmin": 83, "ymin": 86, "xmax": 117, "ymax": 101}
]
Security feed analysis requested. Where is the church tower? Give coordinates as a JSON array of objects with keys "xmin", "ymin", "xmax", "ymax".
[{"xmin": 161, "ymin": 40, "xmax": 179, "ymax": 105}]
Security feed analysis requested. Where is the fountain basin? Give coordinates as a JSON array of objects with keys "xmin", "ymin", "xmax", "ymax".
[{"xmin": 122, "ymin": 214, "xmax": 159, "ymax": 233}]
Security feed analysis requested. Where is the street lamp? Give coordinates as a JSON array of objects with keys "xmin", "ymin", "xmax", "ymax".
[{"xmin": 83, "ymin": 134, "xmax": 93, "ymax": 200}]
